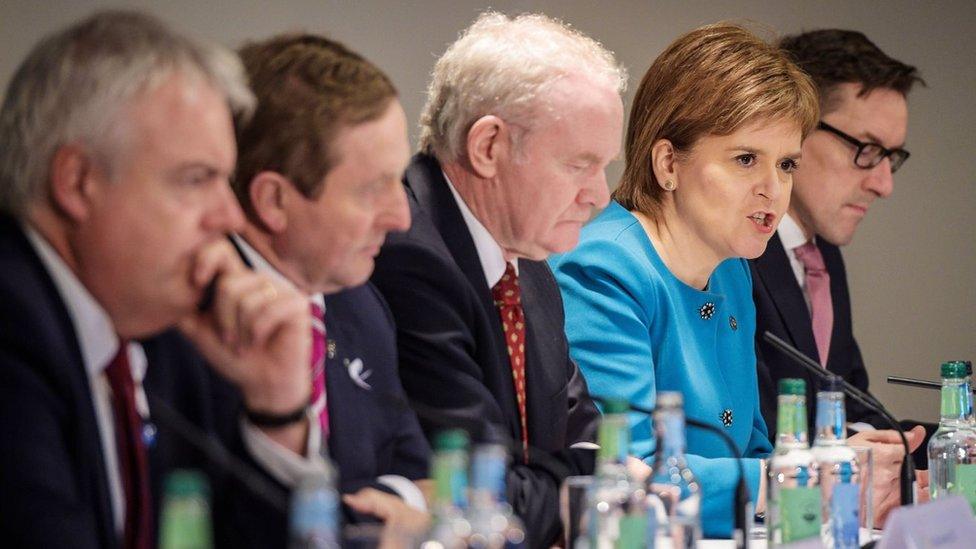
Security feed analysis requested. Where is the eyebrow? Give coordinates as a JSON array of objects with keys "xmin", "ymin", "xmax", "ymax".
[
  {"xmin": 727, "ymin": 146, "xmax": 802, "ymax": 159},
  {"xmin": 862, "ymin": 130, "xmax": 906, "ymax": 149}
]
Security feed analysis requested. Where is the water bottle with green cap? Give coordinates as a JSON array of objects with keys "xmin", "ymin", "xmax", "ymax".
[
  {"xmin": 159, "ymin": 469, "xmax": 212, "ymax": 549},
  {"xmin": 768, "ymin": 378, "xmax": 821, "ymax": 546},
  {"xmin": 420, "ymin": 429, "xmax": 472, "ymax": 548},
  {"xmin": 928, "ymin": 361, "xmax": 976, "ymax": 510}
]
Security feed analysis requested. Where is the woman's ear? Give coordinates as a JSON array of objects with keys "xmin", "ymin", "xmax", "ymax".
[{"xmin": 650, "ymin": 138, "xmax": 679, "ymax": 192}]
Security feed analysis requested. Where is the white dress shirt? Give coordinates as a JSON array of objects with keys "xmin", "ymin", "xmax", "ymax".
[
  {"xmin": 24, "ymin": 226, "xmax": 332, "ymax": 535},
  {"xmin": 232, "ymin": 234, "xmax": 426, "ymax": 511}
]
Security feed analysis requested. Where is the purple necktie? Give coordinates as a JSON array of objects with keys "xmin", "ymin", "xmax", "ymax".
[
  {"xmin": 795, "ymin": 241, "xmax": 833, "ymax": 367},
  {"xmin": 104, "ymin": 342, "xmax": 152, "ymax": 549},
  {"xmin": 310, "ymin": 302, "xmax": 329, "ymax": 439}
]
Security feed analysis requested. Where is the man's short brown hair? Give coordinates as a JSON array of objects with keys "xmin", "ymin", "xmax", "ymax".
[
  {"xmin": 234, "ymin": 34, "xmax": 396, "ymax": 217},
  {"xmin": 614, "ymin": 23, "xmax": 819, "ymax": 219},
  {"xmin": 779, "ymin": 29, "xmax": 924, "ymax": 113}
]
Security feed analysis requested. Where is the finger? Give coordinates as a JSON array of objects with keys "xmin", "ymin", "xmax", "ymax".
[
  {"xmin": 213, "ymin": 273, "xmax": 266, "ymax": 347},
  {"xmin": 247, "ymin": 291, "xmax": 308, "ymax": 350},
  {"xmin": 906, "ymin": 426, "xmax": 926, "ymax": 452},
  {"xmin": 191, "ymin": 239, "xmax": 246, "ymax": 290},
  {"xmin": 233, "ymin": 278, "xmax": 281, "ymax": 348}
]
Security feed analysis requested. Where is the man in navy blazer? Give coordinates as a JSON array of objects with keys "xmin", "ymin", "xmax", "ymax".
[
  {"xmin": 229, "ymin": 33, "xmax": 430, "ymax": 533},
  {"xmin": 369, "ymin": 13, "xmax": 627, "ymax": 547},
  {"xmin": 751, "ymin": 29, "xmax": 928, "ymax": 521},
  {"xmin": 0, "ymin": 12, "xmax": 322, "ymax": 548}
]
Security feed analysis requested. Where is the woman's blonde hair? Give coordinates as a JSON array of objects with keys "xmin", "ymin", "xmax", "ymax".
[{"xmin": 613, "ymin": 22, "xmax": 819, "ymax": 217}]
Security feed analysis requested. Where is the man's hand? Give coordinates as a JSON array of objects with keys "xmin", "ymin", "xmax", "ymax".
[
  {"xmin": 915, "ymin": 469, "xmax": 930, "ymax": 503},
  {"xmin": 627, "ymin": 456, "xmax": 651, "ymax": 483},
  {"xmin": 178, "ymin": 240, "xmax": 312, "ymax": 453},
  {"xmin": 849, "ymin": 425, "xmax": 926, "ymax": 527},
  {"xmin": 343, "ymin": 488, "xmax": 430, "ymax": 548}
]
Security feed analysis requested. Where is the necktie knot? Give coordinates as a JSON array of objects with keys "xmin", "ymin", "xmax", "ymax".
[
  {"xmin": 794, "ymin": 241, "xmax": 827, "ymax": 273},
  {"xmin": 492, "ymin": 262, "xmax": 521, "ymax": 307}
]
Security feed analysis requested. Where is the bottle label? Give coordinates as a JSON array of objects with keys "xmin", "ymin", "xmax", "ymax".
[
  {"xmin": 616, "ymin": 514, "xmax": 647, "ymax": 549},
  {"xmin": 780, "ymin": 487, "xmax": 822, "ymax": 542},
  {"xmin": 954, "ymin": 463, "xmax": 976, "ymax": 512},
  {"xmin": 831, "ymin": 482, "xmax": 860, "ymax": 547}
]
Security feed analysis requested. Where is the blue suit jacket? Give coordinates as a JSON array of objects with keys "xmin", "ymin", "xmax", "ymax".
[
  {"xmin": 0, "ymin": 216, "xmax": 288, "ymax": 548},
  {"xmin": 370, "ymin": 153, "xmax": 601, "ymax": 548},
  {"xmin": 551, "ymin": 201, "xmax": 773, "ymax": 538}
]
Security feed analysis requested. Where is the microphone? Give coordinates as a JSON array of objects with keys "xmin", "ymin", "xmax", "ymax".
[
  {"xmin": 590, "ymin": 396, "xmax": 751, "ymax": 549},
  {"xmin": 888, "ymin": 375, "xmax": 976, "ymax": 394},
  {"xmin": 762, "ymin": 331, "xmax": 916, "ymax": 505},
  {"xmin": 147, "ymin": 394, "xmax": 290, "ymax": 514}
]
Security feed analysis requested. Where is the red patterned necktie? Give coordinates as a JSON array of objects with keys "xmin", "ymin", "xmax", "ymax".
[
  {"xmin": 104, "ymin": 342, "xmax": 152, "ymax": 549},
  {"xmin": 795, "ymin": 241, "xmax": 834, "ymax": 367},
  {"xmin": 310, "ymin": 302, "xmax": 329, "ymax": 439},
  {"xmin": 492, "ymin": 262, "xmax": 529, "ymax": 464}
]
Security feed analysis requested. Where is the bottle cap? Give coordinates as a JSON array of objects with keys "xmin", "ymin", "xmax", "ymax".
[
  {"xmin": 656, "ymin": 391, "xmax": 683, "ymax": 409},
  {"xmin": 164, "ymin": 469, "xmax": 208, "ymax": 498},
  {"xmin": 941, "ymin": 361, "xmax": 968, "ymax": 379},
  {"xmin": 434, "ymin": 429, "xmax": 469, "ymax": 451},
  {"xmin": 778, "ymin": 378, "xmax": 806, "ymax": 395},
  {"xmin": 820, "ymin": 374, "xmax": 844, "ymax": 393},
  {"xmin": 601, "ymin": 398, "xmax": 630, "ymax": 415}
]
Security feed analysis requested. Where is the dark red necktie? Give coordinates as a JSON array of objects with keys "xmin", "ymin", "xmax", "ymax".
[
  {"xmin": 492, "ymin": 262, "xmax": 529, "ymax": 464},
  {"xmin": 104, "ymin": 342, "xmax": 152, "ymax": 549}
]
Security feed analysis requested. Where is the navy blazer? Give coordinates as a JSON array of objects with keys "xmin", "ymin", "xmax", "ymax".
[
  {"xmin": 370, "ymin": 153, "xmax": 601, "ymax": 548},
  {"xmin": 0, "ymin": 216, "xmax": 286, "ymax": 548},
  {"xmin": 319, "ymin": 283, "xmax": 431, "ymax": 495},
  {"xmin": 751, "ymin": 233, "xmax": 886, "ymax": 438}
]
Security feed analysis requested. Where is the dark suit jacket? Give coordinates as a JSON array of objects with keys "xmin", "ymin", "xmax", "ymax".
[
  {"xmin": 230, "ymin": 239, "xmax": 431, "ymax": 501},
  {"xmin": 752, "ymin": 233, "xmax": 887, "ymax": 438},
  {"xmin": 370, "ymin": 153, "xmax": 601, "ymax": 547},
  {"xmin": 0, "ymin": 216, "xmax": 287, "ymax": 548},
  {"xmin": 318, "ymin": 284, "xmax": 431, "ymax": 495}
]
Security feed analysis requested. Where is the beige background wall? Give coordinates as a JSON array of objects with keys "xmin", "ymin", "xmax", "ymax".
[{"xmin": 2, "ymin": 0, "xmax": 973, "ymax": 423}]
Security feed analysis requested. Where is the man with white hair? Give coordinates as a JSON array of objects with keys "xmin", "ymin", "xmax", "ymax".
[
  {"xmin": 370, "ymin": 12, "xmax": 625, "ymax": 546},
  {"xmin": 0, "ymin": 12, "xmax": 322, "ymax": 547}
]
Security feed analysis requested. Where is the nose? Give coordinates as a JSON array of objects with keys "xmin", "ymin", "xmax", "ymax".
[
  {"xmin": 203, "ymin": 180, "xmax": 246, "ymax": 233},
  {"xmin": 580, "ymin": 169, "xmax": 611, "ymax": 209},
  {"xmin": 757, "ymin": 163, "xmax": 786, "ymax": 204},
  {"xmin": 380, "ymin": 181, "xmax": 411, "ymax": 233},
  {"xmin": 864, "ymin": 158, "xmax": 895, "ymax": 199}
]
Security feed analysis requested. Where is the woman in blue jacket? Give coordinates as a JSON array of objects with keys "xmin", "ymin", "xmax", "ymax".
[{"xmin": 551, "ymin": 23, "xmax": 819, "ymax": 538}]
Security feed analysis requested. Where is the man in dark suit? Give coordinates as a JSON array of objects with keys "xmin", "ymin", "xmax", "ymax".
[
  {"xmin": 0, "ymin": 12, "xmax": 320, "ymax": 547},
  {"xmin": 369, "ymin": 12, "xmax": 627, "ymax": 547},
  {"xmin": 751, "ymin": 29, "xmax": 927, "ymax": 522},
  {"xmin": 229, "ymin": 33, "xmax": 430, "ymax": 534}
]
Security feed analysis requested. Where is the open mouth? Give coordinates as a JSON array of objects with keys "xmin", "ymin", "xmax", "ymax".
[{"xmin": 748, "ymin": 212, "xmax": 775, "ymax": 229}]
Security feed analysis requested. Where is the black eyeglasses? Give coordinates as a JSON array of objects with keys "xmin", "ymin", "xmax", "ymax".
[{"xmin": 817, "ymin": 121, "xmax": 910, "ymax": 173}]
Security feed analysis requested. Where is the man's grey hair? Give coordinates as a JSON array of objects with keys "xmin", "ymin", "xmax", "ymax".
[
  {"xmin": 419, "ymin": 11, "xmax": 627, "ymax": 164},
  {"xmin": 0, "ymin": 10, "xmax": 255, "ymax": 218}
]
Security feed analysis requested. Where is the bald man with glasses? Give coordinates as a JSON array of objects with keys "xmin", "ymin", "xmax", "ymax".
[{"xmin": 751, "ymin": 29, "xmax": 930, "ymax": 524}]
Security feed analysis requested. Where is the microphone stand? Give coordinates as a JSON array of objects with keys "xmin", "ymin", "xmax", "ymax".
[
  {"xmin": 592, "ymin": 397, "xmax": 752, "ymax": 549},
  {"xmin": 762, "ymin": 331, "xmax": 916, "ymax": 506}
]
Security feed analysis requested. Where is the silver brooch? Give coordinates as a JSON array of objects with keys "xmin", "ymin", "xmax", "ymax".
[{"xmin": 699, "ymin": 302, "xmax": 716, "ymax": 320}]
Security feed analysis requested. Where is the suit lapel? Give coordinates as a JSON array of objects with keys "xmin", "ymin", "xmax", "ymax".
[
  {"xmin": 405, "ymin": 154, "xmax": 522, "ymax": 440},
  {"xmin": 754, "ymin": 233, "xmax": 820, "ymax": 362}
]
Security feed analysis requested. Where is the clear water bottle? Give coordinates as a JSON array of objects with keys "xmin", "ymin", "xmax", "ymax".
[
  {"xmin": 812, "ymin": 375, "xmax": 860, "ymax": 549},
  {"xmin": 159, "ymin": 469, "xmax": 213, "ymax": 549},
  {"xmin": 289, "ymin": 463, "xmax": 340, "ymax": 549},
  {"xmin": 928, "ymin": 360, "xmax": 976, "ymax": 512},
  {"xmin": 421, "ymin": 429, "xmax": 472, "ymax": 549},
  {"xmin": 647, "ymin": 392, "xmax": 700, "ymax": 549},
  {"xmin": 585, "ymin": 398, "xmax": 649, "ymax": 549},
  {"xmin": 768, "ymin": 378, "xmax": 821, "ymax": 546},
  {"xmin": 467, "ymin": 444, "xmax": 526, "ymax": 548}
]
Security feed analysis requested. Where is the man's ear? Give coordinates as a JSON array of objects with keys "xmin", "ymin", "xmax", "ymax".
[
  {"xmin": 248, "ymin": 171, "xmax": 291, "ymax": 233},
  {"xmin": 48, "ymin": 144, "xmax": 99, "ymax": 222},
  {"xmin": 465, "ymin": 115, "xmax": 510, "ymax": 179},
  {"xmin": 650, "ymin": 138, "xmax": 680, "ymax": 191}
]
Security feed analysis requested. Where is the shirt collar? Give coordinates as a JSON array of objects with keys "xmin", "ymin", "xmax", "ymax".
[
  {"xmin": 442, "ymin": 170, "xmax": 517, "ymax": 288},
  {"xmin": 232, "ymin": 233, "xmax": 324, "ymax": 310},
  {"xmin": 23, "ymin": 224, "xmax": 121, "ymax": 377},
  {"xmin": 778, "ymin": 212, "xmax": 813, "ymax": 251}
]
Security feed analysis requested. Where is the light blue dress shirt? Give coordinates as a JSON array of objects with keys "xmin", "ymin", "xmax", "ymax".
[{"xmin": 550, "ymin": 201, "xmax": 772, "ymax": 538}]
